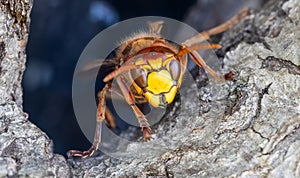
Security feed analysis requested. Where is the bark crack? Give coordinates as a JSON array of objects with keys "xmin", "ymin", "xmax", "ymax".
[
  {"xmin": 259, "ymin": 55, "xmax": 300, "ymax": 75},
  {"xmin": 248, "ymin": 83, "xmax": 272, "ymax": 130}
]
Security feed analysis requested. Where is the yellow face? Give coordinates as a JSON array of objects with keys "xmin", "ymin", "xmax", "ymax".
[{"xmin": 131, "ymin": 52, "xmax": 182, "ymax": 108}]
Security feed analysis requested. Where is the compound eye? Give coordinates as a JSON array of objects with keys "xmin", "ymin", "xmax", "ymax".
[
  {"xmin": 168, "ymin": 60, "xmax": 181, "ymax": 81},
  {"xmin": 131, "ymin": 69, "xmax": 147, "ymax": 88}
]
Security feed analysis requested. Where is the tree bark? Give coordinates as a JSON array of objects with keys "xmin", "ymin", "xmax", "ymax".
[
  {"xmin": 0, "ymin": 0, "xmax": 70, "ymax": 177},
  {"xmin": 0, "ymin": 0, "xmax": 299, "ymax": 177}
]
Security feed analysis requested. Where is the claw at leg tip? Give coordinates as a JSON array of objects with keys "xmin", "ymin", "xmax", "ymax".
[{"xmin": 143, "ymin": 127, "xmax": 152, "ymax": 140}]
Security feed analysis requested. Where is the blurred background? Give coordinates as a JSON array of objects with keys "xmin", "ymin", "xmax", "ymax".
[{"xmin": 24, "ymin": 0, "xmax": 266, "ymax": 156}]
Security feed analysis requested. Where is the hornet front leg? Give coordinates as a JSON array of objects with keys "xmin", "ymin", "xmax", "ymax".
[
  {"xmin": 116, "ymin": 75, "xmax": 152, "ymax": 140},
  {"xmin": 67, "ymin": 84, "xmax": 109, "ymax": 158}
]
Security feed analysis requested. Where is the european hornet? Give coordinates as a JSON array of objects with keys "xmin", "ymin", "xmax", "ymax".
[{"xmin": 68, "ymin": 8, "xmax": 249, "ymax": 158}]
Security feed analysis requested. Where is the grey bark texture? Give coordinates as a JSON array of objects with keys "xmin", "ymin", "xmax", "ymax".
[
  {"xmin": 0, "ymin": 0, "xmax": 299, "ymax": 177},
  {"xmin": 0, "ymin": 0, "xmax": 70, "ymax": 177}
]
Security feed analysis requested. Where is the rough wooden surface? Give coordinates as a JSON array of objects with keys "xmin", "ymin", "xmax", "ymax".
[
  {"xmin": 0, "ymin": 0, "xmax": 70, "ymax": 177},
  {"xmin": 0, "ymin": 0, "xmax": 299, "ymax": 177}
]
